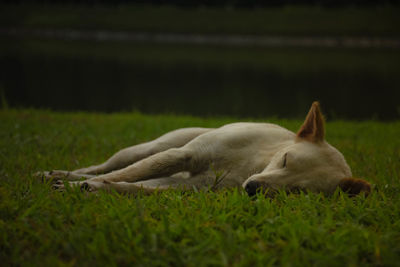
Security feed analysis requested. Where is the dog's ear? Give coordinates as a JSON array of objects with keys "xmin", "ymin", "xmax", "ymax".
[
  {"xmin": 297, "ymin": 101, "xmax": 325, "ymax": 143},
  {"xmin": 338, "ymin": 177, "xmax": 371, "ymax": 197}
]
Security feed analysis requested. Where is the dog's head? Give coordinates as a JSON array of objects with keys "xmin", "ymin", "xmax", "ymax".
[{"xmin": 243, "ymin": 102, "xmax": 371, "ymax": 197}]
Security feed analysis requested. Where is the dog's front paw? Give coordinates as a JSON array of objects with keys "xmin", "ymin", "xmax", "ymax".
[
  {"xmin": 51, "ymin": 180, "xmax": 81, "ymax": 192},
  {"xmin": 35, "ymin": 170, "xmax": 71, "ymax": 182},
  {"xmin": 80, "ymin": 180, "xmax": 106, "ymax": 192},
  {"xmin": 50, "ymin": 179, "xmax": 108, "ymax": 193}
]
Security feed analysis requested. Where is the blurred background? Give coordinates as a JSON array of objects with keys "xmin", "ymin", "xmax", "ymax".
[{"xmin": 1, "ymin": 0, "xmax": 399, "ymax": 120}]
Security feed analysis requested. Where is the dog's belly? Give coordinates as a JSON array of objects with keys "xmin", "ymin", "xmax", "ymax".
[{"xmin": 183, "ymin": 122, "xmax": 296, "ymax": 187}]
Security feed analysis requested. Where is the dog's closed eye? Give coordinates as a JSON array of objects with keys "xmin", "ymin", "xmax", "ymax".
[{"xmin": 282, "ymin": 153, "xmax": 288, "ymax": 168}]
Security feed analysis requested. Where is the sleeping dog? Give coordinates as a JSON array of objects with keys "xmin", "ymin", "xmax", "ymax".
[{"xmin": 42, "ymin": 102, "xmax": 370, "ymax": 196}]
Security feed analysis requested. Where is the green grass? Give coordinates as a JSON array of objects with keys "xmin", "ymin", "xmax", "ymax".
[
  {"xmin": 1, "ymin": 4, "xmax": 400, "ymax": 37},
  {"xmin": 1, "ymin": 109, "xmax": 400, "ymax": 266}
]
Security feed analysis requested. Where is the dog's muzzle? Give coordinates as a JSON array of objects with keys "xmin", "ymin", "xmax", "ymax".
[{"xmin": 244, "ymin": 181, "xmax": 262, "ymax": 197}]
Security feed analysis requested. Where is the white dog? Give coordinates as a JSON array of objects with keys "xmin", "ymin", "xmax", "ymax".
[{"xmin": 43, "ymin": 102, "xmax": 370, "ymax": 196}]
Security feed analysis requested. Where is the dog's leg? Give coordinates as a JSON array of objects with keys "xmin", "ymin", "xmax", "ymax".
[
  {"xmin": 38, "ymin": 170, "xmax": 95, "ymax": 181},
  {"xmin": 57, "ymin": 174, "xmax": 212, "ymax": 194},
  {"xmin": 73, "ymin": 127, "xmax": 211, "ymax": 175},
  {"xmin": 39, "ymin": 127, "xmax": 210, "ymax": 182},
  {"xmin": 84, "ymin": 180, "xmax": 189, "ymax": 195},
  {"xmin": 53, "ymin": 178, "xmax": 186, "ymax": 194},
  {"xmin": 75, "ymin": 146, "xmax": 206, "ymax": 186}
]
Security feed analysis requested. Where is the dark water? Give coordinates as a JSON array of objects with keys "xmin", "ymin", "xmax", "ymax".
[{"xmin": 1, "ymin": 39, "xmax": 399, "ymax": 120}]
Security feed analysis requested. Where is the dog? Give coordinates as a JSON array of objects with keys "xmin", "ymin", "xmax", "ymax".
[{"xmin": 42, "ymin": 102, "xmax": 371, "ymax": 197}]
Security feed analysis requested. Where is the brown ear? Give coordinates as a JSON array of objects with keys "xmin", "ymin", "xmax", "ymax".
[
  {"xmin": 338, "ymin": 178, "xmax": 371, "ymax": 197},
  {"xmin": 297, "ymin": 101, "xmax": 325, "ymax": 143}
]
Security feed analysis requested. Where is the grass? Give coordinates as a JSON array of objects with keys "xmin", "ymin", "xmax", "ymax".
[
  {"xmin": 0, "ymin": 109, "xmax": 400, "ymax": 266},
  {"xmin": 1, "ymin": 4, "xmax": 400, "ymax": 37}
]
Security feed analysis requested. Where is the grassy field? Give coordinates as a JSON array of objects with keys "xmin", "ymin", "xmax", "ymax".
[
  {"xmin": 1, "ymin": 4, "xmax": 400, "ymax": 37},
  {"xmin": 1, "ymin": 109, "xmax": 400, "ymax": 266}
]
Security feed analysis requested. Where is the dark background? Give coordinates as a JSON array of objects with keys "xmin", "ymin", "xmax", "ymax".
[{"xmin": 1, "ymin": 2, "xmax": 399, "ymax": 120}]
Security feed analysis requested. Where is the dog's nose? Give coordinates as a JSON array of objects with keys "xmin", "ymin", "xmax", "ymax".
[{"xmin": 245, "ymin": 181, "xmax": 261, "ymax": 197}]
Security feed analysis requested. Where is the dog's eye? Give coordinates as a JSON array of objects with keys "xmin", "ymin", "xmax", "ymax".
[{"xmin": 282, "ymin": 153, "xmax": 288, "ymax": 168}]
